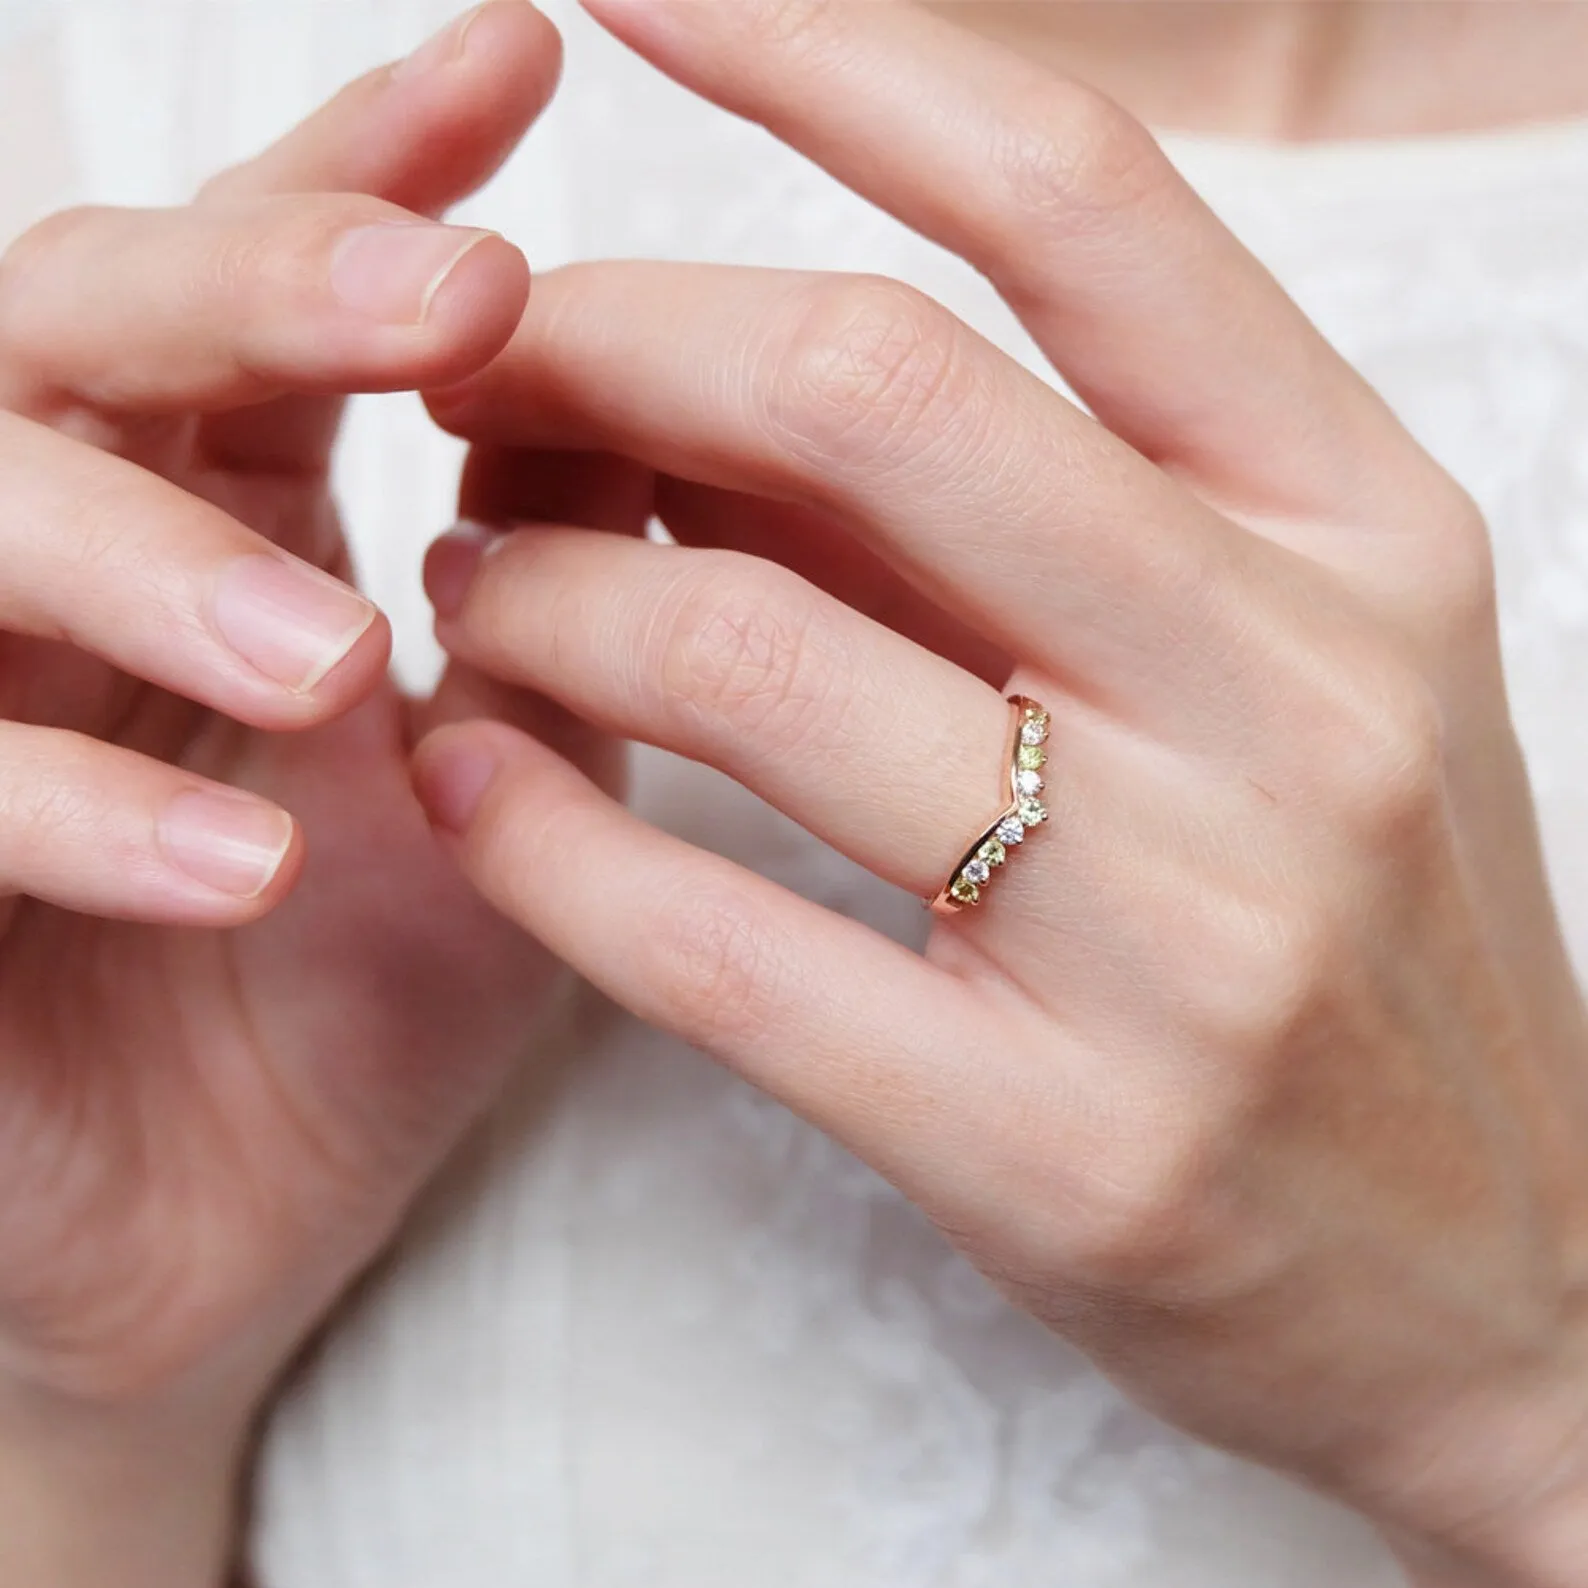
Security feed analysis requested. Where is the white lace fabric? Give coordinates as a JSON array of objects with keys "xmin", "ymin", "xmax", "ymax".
[{"xmin": 3, "ymin": 5, "xmax": 1588, "ymax": 1584}]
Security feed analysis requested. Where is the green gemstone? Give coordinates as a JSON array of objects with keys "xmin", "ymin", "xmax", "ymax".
[
  {"xmin": 1017, "ymin": 743, "xmax": 1047, "ymax": 771},
  {"xmin": 949, "ymin": 876, "xmax": 980, "ymax": 905},
  {"xmin": 1018, "ymin": 797, "xmax": 1048, "ymax": 826},
  {"xmin": 978, "ymin": 836, "xmax": 1007, "ymax": 867}
]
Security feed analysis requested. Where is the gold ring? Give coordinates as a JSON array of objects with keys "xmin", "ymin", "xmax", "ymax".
[{"xmin": 927, "ymin": 695, "xmax": 1051, "ymax": 915}]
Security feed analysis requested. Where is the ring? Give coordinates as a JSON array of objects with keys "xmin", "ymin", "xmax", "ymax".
[{"xmin": 926, "ymin": 695, "xmax": 1051, "ymax": 915}]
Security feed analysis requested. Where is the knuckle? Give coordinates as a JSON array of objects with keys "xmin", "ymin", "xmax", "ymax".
[
  {"xmin": 2, "ymin": 766, "xmax": 89, "ymax": 852},
  {"xmin": 1408, "ymin": 488, "xmax": 1499, "ymax": 642},
  {"xmin": 201, "ymin": 217, "xmax": 265, "ymax": 313},
  {"xmin": 989, "ymin": 81, "xmax": 1166, "ymax": 253},
  {"xmin": 642, "ymin": 877, "xmax": 784, "ymax": 1053},
  {"xmin": 731, "ymin": 0, "xmax": 836, "ymax": 51},
  {"xmin": 1063, "ymin": 1118, "xmax": 1224, "ymax": 1293},
  {"xmin": 201, "ymin": 193, "xmax": 393, "ymax": 323},
  {"xmin": 54, "ymin": 477, "xmax": 171, "ymax": 614},
  {"xmin": 0, "ymin": 206, "xmax": 106, "ymax": 361},
  {"xmin": 205, "ymin": 194, "xmax": 340, "ymax": 307},
  {"xmin": 761, "ymin": 275, "xmax": 980, "ymax": 471},
  {"xmin": 1179, "ymin": 891, "xmax": 1334, "ymax": 1063},
  {"xmin": 1322, "ymin": 667, "xmax": 1448, "ymax": 843},
  {"xmin": 0, "ymin": 731, "xmax": 132, "ymax": 870},
  {"xmin": 657, "ymin": 557, "xmax": 839, "ymax": 751}
]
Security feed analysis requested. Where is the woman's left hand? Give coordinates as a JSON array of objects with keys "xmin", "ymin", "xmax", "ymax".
[{"xmin": 418, "ymin": 3, "xmax": 1588, "ymax": 1582}]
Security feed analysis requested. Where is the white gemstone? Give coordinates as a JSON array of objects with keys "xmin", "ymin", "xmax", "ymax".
[
  {"xmin": 995, "ymin": 816, "xmax": 1025, "ymax": 846},
  {"xmin": 1015, "ymin": 769, "xmax": 1044, "ymax": 797},
  {"xmin": 1020, "ymin": 720, "xmax": 1048, "ymax": 747},
  {"xmin": 963, "ymin": 858, "xmax": 991, "ymax": 886}
]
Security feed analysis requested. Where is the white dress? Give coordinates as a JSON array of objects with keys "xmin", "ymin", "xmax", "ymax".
[{"xmin": 4, "ymin": 5, "xmax": 1588, "ymax": 1585}]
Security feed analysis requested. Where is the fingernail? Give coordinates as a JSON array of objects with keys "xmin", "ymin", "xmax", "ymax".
[
  {"xmin": 415, "ymin": 741, "xmax": 501, "ymax": 835},
  {"xmin": 160, "ymin": 788, "xmax": 295, "ymax": 900},
  {"xmin": 213, "ymin": 555, "xmax": 377, "ymax": 694},
  {"xmin": 330, "ymin": 224, "xmax": 494, "ymax": 325},
  {"xmin": 394, "ymin": 3, "xmax": 488, "ymax": 80},
  {"xmin": 425, "ymin": 521, "xmax": 494, "ymax": 621}
]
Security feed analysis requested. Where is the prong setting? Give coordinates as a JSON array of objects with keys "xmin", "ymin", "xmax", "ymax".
[{"xmin": 930, "ymin": 696, "xmax": 1053, "ymax": 913}]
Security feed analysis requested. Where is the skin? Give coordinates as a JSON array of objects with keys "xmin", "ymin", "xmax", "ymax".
[
  {"xmin": 0, "ymin": 6, "xmax": 601, "ymax": 1584},
  {"xmin": 1, "ymin": 3, "xmax": 1587, "ymax": 1587},
  {"xmin": 416, "ymin": 3, "xmax": 1588, "ymax": 1587},
  {"xmin": 923, "ymin": 1, "xmax": 1588, "ymax": 139}
]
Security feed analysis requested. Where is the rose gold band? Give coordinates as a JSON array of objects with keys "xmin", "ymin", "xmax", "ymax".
[{"xmin": 926, "ymin": 695, "xmax": 1050, "ymax": 915}]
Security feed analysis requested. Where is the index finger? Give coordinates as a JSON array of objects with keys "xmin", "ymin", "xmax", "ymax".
[
  {"xmin": 194, "ymin": 1, "xmax": 560, "ymax": 474},
  {"xmin": 580, "ymin": 0, "xmax": 1431, "ymax": 525}
]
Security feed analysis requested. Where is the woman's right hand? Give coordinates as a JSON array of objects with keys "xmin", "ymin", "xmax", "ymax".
[{"xmin": 0, "ymin": 9, "xmax": 595, "ymax": 1586}]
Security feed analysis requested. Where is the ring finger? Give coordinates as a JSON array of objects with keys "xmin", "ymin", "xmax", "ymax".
[{"xmin": 426, "ymin": 519, "xmax": 1079, "ymax": 907}]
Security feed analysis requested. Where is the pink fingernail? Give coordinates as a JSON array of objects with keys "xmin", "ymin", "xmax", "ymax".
[
  {"xmin": 425, "ymin": 521, "xmax": 494, "ymax": 621},
  {"xmin": 213, "ymin": 555, "xmax": 377, "ymax": 693},
  {"xmin": 415, "ymin": 742, "xmax": 501, "ymax": 835},
  {"xmin": 160, "ymin": 788, "xmax": 295, "ymax": 900},
  {"xmin": 330, "ymin": 224, "xmax": 493, "ymax": 325},
  {"xmin": 394, "ymin": 3, "xmax": 488, "ymax": 80}
]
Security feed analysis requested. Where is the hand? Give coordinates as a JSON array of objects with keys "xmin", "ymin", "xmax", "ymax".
[
  {"xmin": 416, "ymin": 3, "xmax": 1588, "ymax": 1584},
  {"xmin": 0, "ymin": 7, "xmax": 588, "ymax": 1584}
]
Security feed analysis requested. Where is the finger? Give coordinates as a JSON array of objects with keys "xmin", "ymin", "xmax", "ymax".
[
  {"xmin": 0, "ymin": 413, "xmax": 388, "ymax": 727},
  {"xmin": 411, "ymin": 717, "xmax": 1088, "ymax": 1209},
  {"xmin": 656, "ymin": 475, "xmax": 1009, "ymax": 686},
  {"xmin": 428, "ymin": 262, "xmax": 1267, "ymax": 736},
  {"xmin": 195, "ymin": 0, "xmax": 559, "ymax": 473},
  {"xmin": 417, "ymin": 444, "xmax": 654, "ymax": 767},
  {"xmin": 418, "ymin": 540, "xmax": 1332, "ymax": 1114},
  {"xmin": 0, "ymin": 196, "xmax": 527, "ymax": 421},
  {"xmin": 201, "ymin": 1, "xmax": 563, "ymax": 216},
  {"xmin": 582, "ymin": 0, "xmax": 1430, "ymax": 522},
  {"xmin": 0, "ymin": 721, "xmax": 301, "ymax": 925},
  {"xmin": 425, "ymin": 520, "xmax": 1038, "ymax": 902}
]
